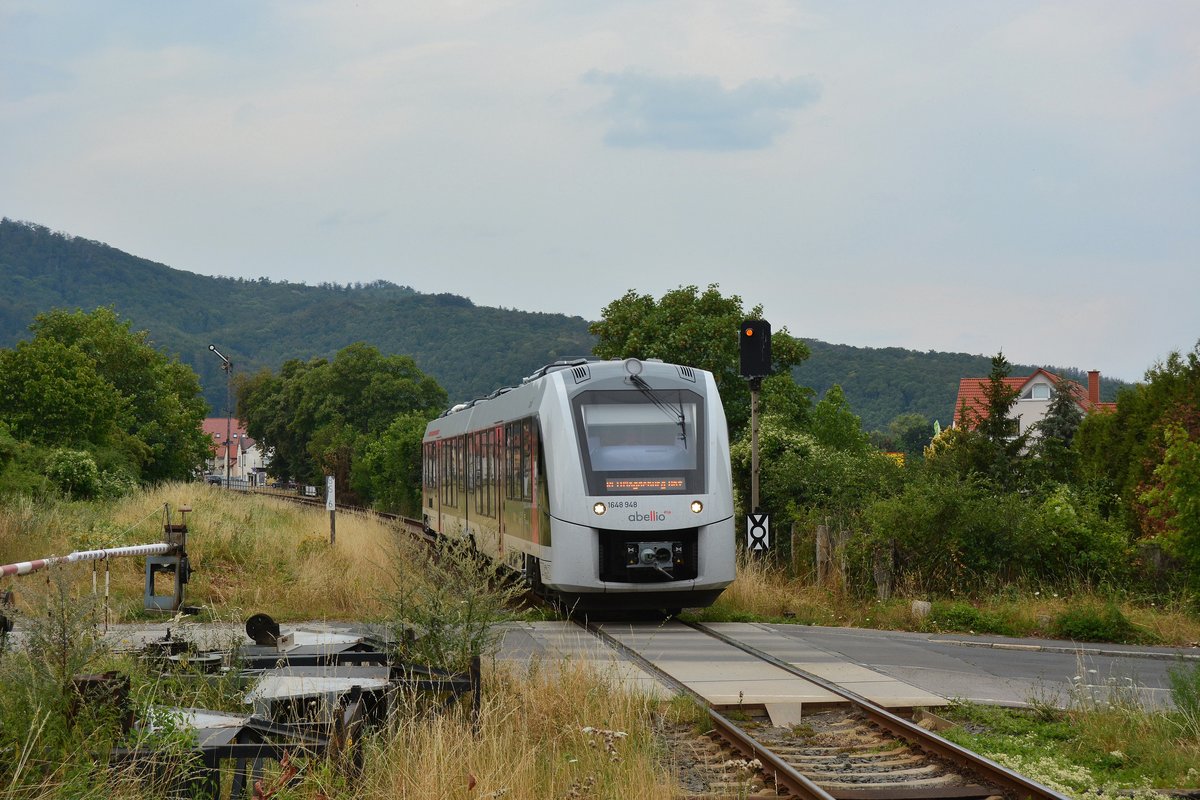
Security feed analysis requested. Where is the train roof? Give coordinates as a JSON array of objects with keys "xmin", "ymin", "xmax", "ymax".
[{"xmin": 432, "ymin": 357, "xmax": 706, "ymax": 419}]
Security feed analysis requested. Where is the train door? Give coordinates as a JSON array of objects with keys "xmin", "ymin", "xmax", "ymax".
[
  {"xmin": 489, "ymin": 427, "xmax": 503, "ymax": 555},
  {"xmin": 423, "ymin": 441, "xmax": 439, "ymax": 533}
]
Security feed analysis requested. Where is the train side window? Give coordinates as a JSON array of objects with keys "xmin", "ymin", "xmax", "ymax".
[
  {"xmin": 456, "ymin": 436, "xmax": 466, "ymax": 493},
  {"xmin": 474, "ymin": 430, "xmax": 496, "ymax": 517},
  {"xmin": 505, "ymin": 418, "xmax": 534, "ymax": 502},
  {"xmin": 423, "ymin": 442, "xmax": 436, "ymax": 489},
  {"xmin": 440, "ymin": 439, "xmax": 457, "ymax": 507}
]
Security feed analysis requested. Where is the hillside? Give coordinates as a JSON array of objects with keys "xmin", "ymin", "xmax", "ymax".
[
  {"xmin": 0, "ymin": 219, "xmax": 595, "ymax": 412},
  {"xmin": 0, "ymin": 218, "xmax": 1125, "ymax": 430}
]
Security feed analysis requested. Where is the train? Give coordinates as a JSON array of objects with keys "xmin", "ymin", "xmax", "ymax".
[{"xmin": 421, "ymin": 357, "xmax": 736, "ymax": 612}]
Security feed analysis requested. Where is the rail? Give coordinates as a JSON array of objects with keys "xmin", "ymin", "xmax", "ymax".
[{"xmin": 688, "ymin": 621, "xmax": 1072, "ymax": 800}]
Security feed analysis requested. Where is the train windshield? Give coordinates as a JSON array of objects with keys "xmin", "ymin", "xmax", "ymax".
[{"xmin": 572, "ymin": 388, "xmax": 705, "ymax": 494}]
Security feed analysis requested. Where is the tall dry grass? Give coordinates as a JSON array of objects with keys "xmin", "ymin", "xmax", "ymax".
[
  {"xmin": 339, "ymin": 659, "xmax": 678, "ymax": 800},
  {"xmin": 1, "ymin": 484, "xmax": 409, "ymax": 621}
]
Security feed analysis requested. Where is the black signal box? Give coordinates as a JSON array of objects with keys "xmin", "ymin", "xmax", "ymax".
[{"xmin": 739, "ymin": 319, "xmax": 772, "ymax": 378}]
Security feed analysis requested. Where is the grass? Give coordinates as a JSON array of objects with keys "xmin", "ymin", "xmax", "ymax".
[
  {"xmin": 1, "ymin": 484, "xmax": 405, "ymax": 621},
  {"xmin": 940, "ymin": 679, "xmax": 1200, "ymax": 796},
  {"xmin": 346, "ymin": 659, "xmax": 679, "ymax": 799}
]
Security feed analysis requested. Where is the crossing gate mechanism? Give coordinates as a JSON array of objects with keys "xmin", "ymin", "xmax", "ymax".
[{"xmin": 145, "ymin": 506, "xmax": 192, "ymax": 612}]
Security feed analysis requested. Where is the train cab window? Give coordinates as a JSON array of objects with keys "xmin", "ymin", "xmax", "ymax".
[{"xmin": 572, "ymin": 388, "xmax": 705, "ymax": 495}]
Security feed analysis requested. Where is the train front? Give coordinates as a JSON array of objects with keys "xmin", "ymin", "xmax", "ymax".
[{"xmin": 541, "ymin": 358, "xmax": 736, "ymax": 612}]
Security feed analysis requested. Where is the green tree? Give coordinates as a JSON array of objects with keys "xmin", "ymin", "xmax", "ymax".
[
  {"xmin": 352, "ymin": 411, "xmax": 435, "ymax": 516},
  {"xmin": 0, "ymin": 337, "xmax": 126, "ymax": 447},
  {"xmin": 1027, "ymin": 376, "xmax": 1084, "ymax": 485},
  {"xmin": 945, "ymin": 352, "xmax": 1028, "ymax": 490},
  {"xmin": 1078, "ymin": 342, "xmax": 1200, "ymax": 541},
  {"xmin": 1141, "ymin": 425, "xmax": 1200, "ymax": 587},
  {"xmin": 237, "ymin": 343, "xmax": 447, "ymax": 501},
  {"xmin": 590, "ymin": 284, "xmax": 809, "ymax": 436},
  {"xmin": 810, "ymin": 385, "xmax": 871, "ymax": 455},
  {"xmin": 0, "ymin": 308, "xmax": 209, "ymax": 485}
]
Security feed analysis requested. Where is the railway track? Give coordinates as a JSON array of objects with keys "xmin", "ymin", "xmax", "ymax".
[{"xmin": 584, "ymin": 620, "xmax": 1072, "ymax": 800}]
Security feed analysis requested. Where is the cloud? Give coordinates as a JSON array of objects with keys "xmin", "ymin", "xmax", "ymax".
[{"xmin": 584, "ymin": 70, "xmax": 819, "ymax": 151}]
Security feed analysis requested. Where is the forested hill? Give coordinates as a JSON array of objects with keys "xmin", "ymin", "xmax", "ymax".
[
  {"xmin": 1, "ymin": 218, "xmax": 1125, "ymax": 430},
  {"xmin": 0, "ymin": 218, "xmax": 595, "ymax": 412}
]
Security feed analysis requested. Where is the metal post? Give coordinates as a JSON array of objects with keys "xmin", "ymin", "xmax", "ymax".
[
  {"xmin": 208, "ymin": 344, "xmax": 233, "ymax": 485},
  {"xmin": 326, "ymin": 475, "xmax": 337, "ymax": 546},
  {"xmin": 750, "ymin": 377, "xmax": 761, "ymax": 513}
]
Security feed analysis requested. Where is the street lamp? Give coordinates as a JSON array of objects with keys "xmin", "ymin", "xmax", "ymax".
[{"xmin": 208, "ymin": 344, "xmax": 233, "ymax": 485}]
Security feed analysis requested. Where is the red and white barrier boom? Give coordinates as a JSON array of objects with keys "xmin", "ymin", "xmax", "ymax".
[{"xmin": 1, "ymin": 542, "xmax": 171, "ymax": 577}]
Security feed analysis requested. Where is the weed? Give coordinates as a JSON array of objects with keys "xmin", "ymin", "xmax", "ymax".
[
  {"xmin": 381, "ymin": 535, "xmax": 525, "ymax": 672},
  {"xmin": 1168, "ymin": 660, "xmax": 1200, "ymax": 739},
  {"xmin": 1053, "ymin": 601, "xmax": 1147, "ymax": 644},
  {"xmin": 928, "ymin": 601, "xmax": 1016, "ymax": 635}
]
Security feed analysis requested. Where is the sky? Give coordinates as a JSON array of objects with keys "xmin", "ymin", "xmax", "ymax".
[{"xmin": 2, "ymin": 1, "xmax": 1197, "ymax": 382}]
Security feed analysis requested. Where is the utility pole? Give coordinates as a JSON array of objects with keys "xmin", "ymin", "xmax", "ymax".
[{"xmin": 208, "ymin": 344, "xmax": 233, "ymax": 485}]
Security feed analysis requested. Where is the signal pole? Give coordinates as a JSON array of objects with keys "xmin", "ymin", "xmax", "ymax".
[
  {"xmin": 739, "ymin": 319, "xmax": 771, "ymax": 552},
  {"xmin": 208, "ymin": 344, "xmax": 233, "ymax": 485},
  {"xmin": 750, "ymin": 376, "xmax": 761, "ymax": 511}
]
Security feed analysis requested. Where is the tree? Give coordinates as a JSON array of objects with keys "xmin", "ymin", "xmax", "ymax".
[
  {"xmin": 352, "ymin": 411, "xmax": 434, "ymax": 516},
  {"xmin": 0, "ymin": 337, "xmax": 126, "ymax": 447},
  {"xmin": 1141, "ymin": 425, "xmax": 1200, "ymax": 587},
  {"xmin": 870, "ymin": 412, "xmax": 933, "ymax": 459},
  {"xmin": 1078, "ymin": 342, "xmax": 1200, "ymax": 541},
  {"xmin": 0, "ymin": 308, "xmax": 210, "ymax": 483},
  {"xmin": 237, "ymin": 343, "xmax": 447, "ymax": 500},
  {"xmin": 1028, "ymin": 376, "xmax": 1084, "ymax": 485},
  {"xmin": 948, "ymin": 352, "xmax": 1028, "ymax": 490},
  {"xmin": 590, "ymin": 284, "xmax": 809, "ymax": 436},
  {"xmin": 809, "ymin": 385, "xmax": 871, "ymax": 455}
]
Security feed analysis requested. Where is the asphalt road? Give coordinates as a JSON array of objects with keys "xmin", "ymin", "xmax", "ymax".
[{"xmin": 757, "ymin": 624, "xmax": 1200, "ymax": 710}]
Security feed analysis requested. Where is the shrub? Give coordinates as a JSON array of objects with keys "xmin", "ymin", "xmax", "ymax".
[
  {"xmin": 1052, "ymin": 602, "xmax": 1144, "ymax": 644},
  {"xmin": 45, "ymin": 448, "xmax": 101, "ymax": 498},
  {"xmin": 929, "ymin": 601, "xmax": 1016, "ymax": 635},
  {"xmin": 381, "ymin": 536, "xmax": 526, "ymax": 672}
]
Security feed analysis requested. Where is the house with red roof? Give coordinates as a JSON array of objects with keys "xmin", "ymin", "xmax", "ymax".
[
  {"xmin": 201, "ymin": 418, "xmax": 266, "ymax": 480},
  {"xmin": 952, "ymin": 369, "xmax": 1116, "ymax": 438}
]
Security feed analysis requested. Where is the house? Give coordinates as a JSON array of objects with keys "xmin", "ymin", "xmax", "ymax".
[
  {"xmin": 201, "ymin": 418, "xmax": 266, "ymax": 480},
  {"xmin": 952, "ymin": 369, "xmax": 1116, "ymax": 438}
]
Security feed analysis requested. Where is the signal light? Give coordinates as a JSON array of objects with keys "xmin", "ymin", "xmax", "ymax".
[{"xmin": 739, "ymin": 319, "xmax": 772, "ymax": 378}]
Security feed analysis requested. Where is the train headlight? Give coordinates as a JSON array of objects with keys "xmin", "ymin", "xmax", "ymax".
[
  {"xmin": 690, "ymin": 500, "xmax": 703, "ymax": 513},
  {"xmin": 623, "ymin": 357, "xmax": 643, "ymax": 377},
  {"xmin": 593, "ymin": 502, "xmax": 607, "ymax": 516}
]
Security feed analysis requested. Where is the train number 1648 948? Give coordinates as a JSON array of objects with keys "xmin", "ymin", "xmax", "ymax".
[{"xmin": 608, "ymin": 500, "xmax": 638, "ymax": 509}]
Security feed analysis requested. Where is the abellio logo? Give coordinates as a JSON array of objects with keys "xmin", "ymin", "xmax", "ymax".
[{"xmin": 629, "ymin": 510, "xmax": 670, "ymax": 523}]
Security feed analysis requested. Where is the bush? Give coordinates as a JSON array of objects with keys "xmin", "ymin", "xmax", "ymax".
[
  {"xmin": 1051, "ymin": 602, "xmax": 1145, "ymax": 644},
  {"xmin": 928, "ymin": 601, "xmax": 1016, "ymax": 635},
  {"xmin": 382, "ymin": 536, "xmax": 526, "ymax": 672},
  {"xmin": 45, "ymin": 448, "xmax": 101, "ymax": 498}
]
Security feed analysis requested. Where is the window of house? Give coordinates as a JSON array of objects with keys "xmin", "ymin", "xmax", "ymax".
[{"xmin": 1030, "ymin": 383, "xmax": 1051, "ymax": 400}]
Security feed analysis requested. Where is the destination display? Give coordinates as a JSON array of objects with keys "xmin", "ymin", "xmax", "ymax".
[{"xmin": 605, "ymin": 477, "xmax": 685, "ymax": 493}]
